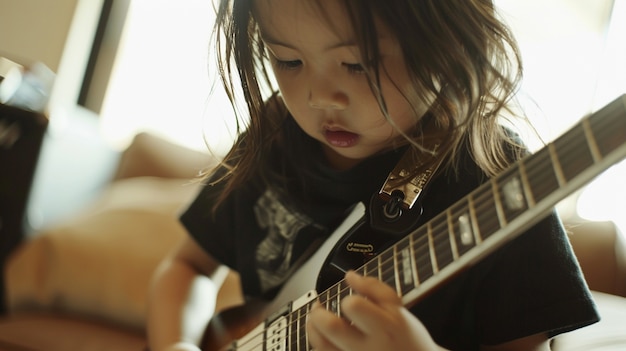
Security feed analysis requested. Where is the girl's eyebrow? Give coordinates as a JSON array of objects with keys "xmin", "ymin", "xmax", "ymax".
[{"xmin": 260, "ymin": 32, "xmax": 358, "ymax": 51}]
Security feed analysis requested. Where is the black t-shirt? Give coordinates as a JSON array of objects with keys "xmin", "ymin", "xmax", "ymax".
[{"xmin": 180, "ymin": 129, "xmax": 599, "ymax": 350}]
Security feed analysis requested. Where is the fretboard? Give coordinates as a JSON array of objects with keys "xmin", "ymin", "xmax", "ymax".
[{"xmin": 259, "ymin": 94, "xmax": 626, "ymax": 351}]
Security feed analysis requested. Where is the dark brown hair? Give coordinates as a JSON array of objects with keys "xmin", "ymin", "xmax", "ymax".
[{"xmin": 208, "ymin": 0, "xmax": 526, "ymax": 209}]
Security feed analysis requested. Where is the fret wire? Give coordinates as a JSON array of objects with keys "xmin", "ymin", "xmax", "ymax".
[
  {"xmin": 328, "ymin": 283, "xmax": 340, "ymax": 316},
  {"xmin": 319, "ymin": 288, "xmax": 326, "ymax": 311},
  {"xmin": 429, "ymin": 218, "xmax": 455, "ymax": 272},
  {"xmin": 383, "ymin": 227, "xmax": 454, "ymax": 285},
  {"xmin": 339, "ymin": 280, "xmax": 352, "ymax": 311},
  {"xmin": 497, "ymin": 167, "xmax": 529, "ymax": 223},
  {"xmin": 426, "ymin": 221, "xmax": 439, "ymax": 273},
  {"xmin": 423, "ymin": 104, "xmax": 622, "ymax": 280},
  {"xmin": 323, "ymin": 286, "xmax": 333, "ymax": 311},
  {"xmin": 523, "ymin": 125, "xmax": 589, "ymax": 201},
  {"xmin": 473, "ymin": 182, "xmax": 501, "ymax": 239},
  {"xmin": 364, "ymin": 257, "xmax": 378, "ymax": 279},
  {"xmin": 490, "ymin": 179, "xmax": 508, "ymax": 228},
  {"xmin": 467, "ymin": 193, "xmax": 483, "ymax": 245},
  {"xmin": 295, "ymin": 304, "xmax": 313, "ymax": 351},
  {"xmin": 524, "ymin": 149, "xmax": 559, "ymax": 203},
  {"xmin": 291, "ymin": 305, "xmax": 297, "ymax": 351},
  {"xmin": 379, "ymin": 248, "xmax": 397, "ymax": 294},
  {"xmin": 409, "ymin": 234, "xmax": 421, "ymax": 288},
  {"xmin": 297, "ymin": 305, "xmax": 305, "ymax": 351},
  {"xmin": 287, "ymin": 279, "xmax": 368, "ymax": 344},
  {"xmin": 411, "ymin": 229, "xmax": 434, "ymax": 282},
  {"xmin": 281, "ymin": 186, "xmax": 512, "ymax": 349},
  {"xmin": 276, "ymin": 198, "xmax": 496, "ymax": 351},
  {"xmin": 265, "ymin": 303, "xmax": 308, "ymax": 351},
  {"xmin": 305, "ymin": 303, "xmax": 312, "ymax": 351},
  {"xmin": 380, "ymin": 268, "xmax": 394, "ymax": 290},
  {"xmin": 355, "ymin": 264, "xmax": 366, "ymax": 277},
  {"xmin": 290, "ymin": 161, "xmax": 572, "ymax": 346},
  {"xmin": 582, "ymin": 118, "xmax": 602, "ymax": 163},
  {"xmin": 590, "ymin": 100, "xmax": 626, "ymax": 156},
  {"xmin": 451, "ymin": 199, "xmax": 478, "ymax": 255},
  {"xmin": 432, "ymin": 215, "xmax": 454, "ymax": 245},
  {"xmin": 341, "ymin": 282, "xmax": 352, "ymax": 297},
  {"xmin": 392, "ymin": 245, "xmax": 401, "ymax": 295},
  {"xmin": 548, "ymin": 143, "xmax": 566, "ymax": 186},
  {"xmin": 277, "ymin": 106, "xmax": 626, "ymax": 351},
  {"xmin": 395, "ymin": 236, "xmax": 418, "ymax": 295},
  {"xmin": 283, "ymin": 101, "xmax": 626, "ymax": 351},
  {"xmin": 555, "ymin": 124, "xmax": 595, "ymax": 182},
  {"xmin": 285, "ymin": 205, "xmax": 481, "ymax": 347},
  {"xmin": 517, "ymin": 158, "xmax": 536, "ymax": 207}
]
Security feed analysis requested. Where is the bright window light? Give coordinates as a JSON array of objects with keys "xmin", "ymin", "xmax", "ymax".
[
  {"xmin": 99, "ymin": 1, "xmax": 624, "ymax": 235},
  {"xmin": 577, "ymin": 0, "xmax": 626, "ymax": 235},
  {"xmin": 99, "ymin": 0, "xmax": 236, "ymax": 155}
]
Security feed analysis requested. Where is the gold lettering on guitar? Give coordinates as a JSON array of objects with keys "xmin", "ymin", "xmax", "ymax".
[{"xmin": 346, "ymin": 242, "xmax": 374, "ymax": 253}]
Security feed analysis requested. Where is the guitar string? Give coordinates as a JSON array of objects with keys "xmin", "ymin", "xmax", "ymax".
[
  {"xmin": 241, "ymin": 106, "xmax": 626, "ymax": 350},
  {"xmin": 235, "ymin": 161, "xmax": 553, "ymax": 351},
  {"xmin": 281, "ymin": 153, "xmax": 563, "ymax": 343},
  {"xmin": 235, "ymin": 177, "xmax": 518, "ymax": 351},
  {"xmin": 233, "ymin": 126, "xmax": 602, "ymax": 350},
  {"xmin": 240, "ymin": 102, "xmax": 624, "ymax": 350},
  {"xmin": 239, "ymin": 167, "xmax": 559, "ymax": 351}
]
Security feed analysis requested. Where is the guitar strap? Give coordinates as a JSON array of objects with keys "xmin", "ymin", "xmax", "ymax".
[{"xmin": 369, "ymin": 146, "xmax": 443, "ymax": 235}]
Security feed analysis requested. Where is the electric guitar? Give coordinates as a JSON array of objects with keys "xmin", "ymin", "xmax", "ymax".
[{"xmin": 202, "ymin": 94, "xmax": 626, "ymax": 351}]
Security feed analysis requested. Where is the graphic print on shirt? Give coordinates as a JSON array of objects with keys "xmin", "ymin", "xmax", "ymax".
[{"xmin": 254, "ymin": 188, "xmax": 324, "ymax": 293}]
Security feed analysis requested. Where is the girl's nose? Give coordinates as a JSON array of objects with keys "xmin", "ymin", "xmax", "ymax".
[{"xmin": 308, "ymin": 75, "xmax": 348, "ymax": 110}]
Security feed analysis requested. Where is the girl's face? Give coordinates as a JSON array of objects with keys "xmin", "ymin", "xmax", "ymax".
[{"xmin": 255, "ymin": 0, "xmax": 432, "ymax": 170}]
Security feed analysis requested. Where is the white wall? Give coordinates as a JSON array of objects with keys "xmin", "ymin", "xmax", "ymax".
[
  {"xmin": 0, "ymin": 0, "xmax": 78, "ymax": 71},
  {"xmin": 5, "ymin": 0, "xmax": 625, "ymax": 233},
  {"xmin": 496, "ymin": 0, "xmax": 615, "ymax": 142},
  {"xmin": 99, "ymin": 0, "xmax": 236, "ymax": 154}
]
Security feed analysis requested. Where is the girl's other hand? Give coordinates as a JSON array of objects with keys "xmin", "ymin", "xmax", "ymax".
[{"xmin": 306, "ymin": 271, "xmax": 445, "ymax": 351}]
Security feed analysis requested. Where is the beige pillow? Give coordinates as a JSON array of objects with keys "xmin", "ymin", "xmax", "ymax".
[
  {"xmin": 5, "ymin": 177, "xmax": 201, "ymax": 330},
  {"xmin": 113, "ymin": 132, "xmax": 218, "ymax": 181}
]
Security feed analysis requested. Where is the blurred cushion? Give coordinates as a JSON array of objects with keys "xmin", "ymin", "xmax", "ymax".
[
  {"xmin": 113, "ymin": 132, "xmax": 217, "ymax": 180},
  {"xmin": 551, "ymin": 291, "xmax": 626, "ymax": 350},
  {"xmin": 0, "ymin": 313, "xmax": 145, "ymax": 351},
  {"xmin": 4, "ymin": 176, "xmax": 201, "ymax": 330},
  {"xmin": 565, "ymin": 219, "xmax": 626, "ymax": 297}
]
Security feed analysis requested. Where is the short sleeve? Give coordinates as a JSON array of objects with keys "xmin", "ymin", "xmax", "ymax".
[{"xmin": 476, "ymin": 211, "xmax": 599, "ymax": 344}]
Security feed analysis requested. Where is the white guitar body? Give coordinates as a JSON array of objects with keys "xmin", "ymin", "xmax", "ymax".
[
  {"xmin": 204, "ymin": 94, "xmax": 626, "ymax": 351},
  {"xmin": 233, "ymin": 203, "xmax": 366, "ymax": 351}
]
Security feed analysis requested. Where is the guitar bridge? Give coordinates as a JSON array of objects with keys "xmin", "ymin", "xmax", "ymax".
[
  {"xmin": 233, "ymin": 291, "xmax": 318, "ymax": 351},
  {"xmin": 265, "ymin": 313, "xmax": 287, "ymax": 351}
]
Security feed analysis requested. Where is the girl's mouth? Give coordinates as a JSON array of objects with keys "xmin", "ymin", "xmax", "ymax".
[{"xmin": 323, "ymin": 129, "xmax": 360, "ymax": 147}]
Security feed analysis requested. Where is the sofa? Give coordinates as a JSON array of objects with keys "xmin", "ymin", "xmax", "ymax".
[{"xmin": 1, "ymin": 132, "xmax": 625, "ymax": 351}]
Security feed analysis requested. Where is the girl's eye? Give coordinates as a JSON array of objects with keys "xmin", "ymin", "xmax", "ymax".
[
  {"xmin": 343, "ymin": 63, "xmax": 365, "ymax": 74},
  {"xmin": 274, "ymin": 59, "xmax": 302, "ymax": 70}
]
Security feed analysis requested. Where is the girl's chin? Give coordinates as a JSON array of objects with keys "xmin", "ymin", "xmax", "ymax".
[{"xmin": 321, "ymin": 144, "xmax": 370, "ymax": 171}]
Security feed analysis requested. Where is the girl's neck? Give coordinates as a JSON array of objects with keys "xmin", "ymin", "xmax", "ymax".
[{"xmin": 320, "ymin": 145, "xmax": 364, "ymax": 171}]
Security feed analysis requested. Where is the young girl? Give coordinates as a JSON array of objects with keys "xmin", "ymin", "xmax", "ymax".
[{"xmin": 147, "ymin": 0, "xmax": 599, "ymax": 350}]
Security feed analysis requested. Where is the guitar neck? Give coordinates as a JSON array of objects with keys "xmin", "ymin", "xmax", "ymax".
[
  {"xmin": 315, "ymin": 94, "xmax": 626, "ymax": 316},
  {"xmin": 219, "ymin": 95, "xmax": 626, "ymax": 351}
]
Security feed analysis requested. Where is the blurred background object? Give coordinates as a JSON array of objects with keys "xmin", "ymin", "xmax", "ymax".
[
  {"xmin": 0, "ymin": 62, "xmax": 55, "ymax": 113},
  {"xmin": 0, "ymin": 0, "xmax": 624, "ymax": 233}
]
